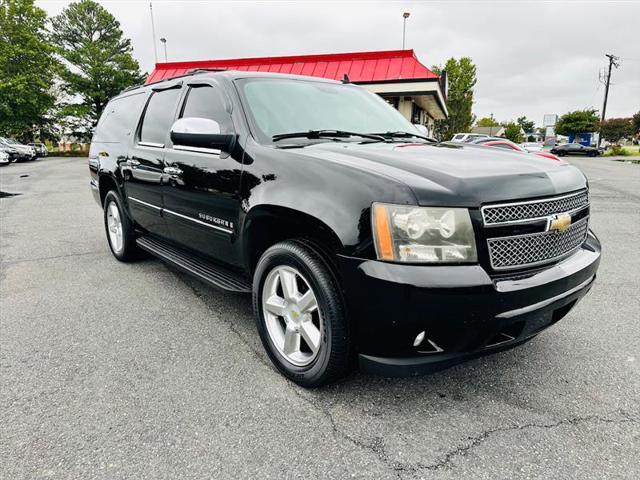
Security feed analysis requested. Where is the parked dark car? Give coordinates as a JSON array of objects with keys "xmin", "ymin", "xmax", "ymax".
[
  {"xmin": 28, "ymin": 142, "xmax": 48, "ymax": 157},
  {"xmin": 89, "ymin": 71, "xmax": 600, "ymax": 387},
  {"xmin": 550, "ymin": 143, "xmax": 601, "ymax": 157}
]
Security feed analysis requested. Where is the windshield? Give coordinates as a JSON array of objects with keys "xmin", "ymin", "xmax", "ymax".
[{"xmin": 237, "ymin": 78, "xmax": 418, "ymax": 143}]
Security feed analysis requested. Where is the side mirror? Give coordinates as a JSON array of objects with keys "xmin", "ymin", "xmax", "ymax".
[{"xmin": 170, "ymin": 117, "xmax": 235, "ymax": 152}]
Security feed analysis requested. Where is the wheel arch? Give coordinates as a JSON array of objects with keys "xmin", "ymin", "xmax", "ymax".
[
  {"xmin": 97, "ymin": 173, "xmax": 123, "ymax": 207},
  {"xmin": 242, "ymin": 204, "xmax": 344, "ymax": 274}
]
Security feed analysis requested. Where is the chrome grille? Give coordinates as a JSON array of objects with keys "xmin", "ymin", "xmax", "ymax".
[
  {"xmin": 487, "ymin": 217, "xmax": 589, "ymax": 270},
  {"xmin": 482, "ymin": 190, "xmax": 589, "ymax": 226}
]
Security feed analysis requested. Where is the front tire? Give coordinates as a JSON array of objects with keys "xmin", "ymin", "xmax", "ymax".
[
  {"xmin": 103, "ymin": 190, "xmax": 137, "ymax": 262},
  {"xmin": 253, "ymin": 240, "xmax": 350, "ymax": 387}
]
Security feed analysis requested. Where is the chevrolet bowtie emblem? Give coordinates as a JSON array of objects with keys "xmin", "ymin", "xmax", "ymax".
[{"xmin": 548, "ymin": 213, "xmax": 572, "ymax": 232}]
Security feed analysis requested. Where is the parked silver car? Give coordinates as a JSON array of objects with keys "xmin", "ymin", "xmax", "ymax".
[
  {"xmin": 0, "ymin": 137, "xmax": 36, "ymax": 161},
  {"xmin": 521, "ymin": 142, "xmax": 544, "ymax": 153},
  {"xmin": 0, "ymin": 143, "xmax": 19, "ymax": 163},
  {"xmin": 0, "ymin": 149, "xmax": 10, "ymax": 165},
  {"xmin": 28, "ymin": 142, "xmax": 48, "ymax": 157}
]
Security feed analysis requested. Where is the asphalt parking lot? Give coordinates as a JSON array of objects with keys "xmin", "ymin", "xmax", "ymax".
[{"xmin": 1, "ymin": 156, "xmax": 638, "ymax": 479}]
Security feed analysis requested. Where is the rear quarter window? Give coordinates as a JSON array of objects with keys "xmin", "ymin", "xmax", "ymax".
[
  {"xmin": 93, "ymin": 91, "xmax": 148, "ymax": 143},
  {"xmin": 139, "ymin": 88, "xmax": 182, "ymax": 146}
]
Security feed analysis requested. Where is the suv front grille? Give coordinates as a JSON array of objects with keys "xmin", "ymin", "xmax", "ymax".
[
  {"xmin": 482, "ymin": 190, "xmax": 589, "ymax": 226},
  {"xmin": 487, "ymin": 217, "xmax": 589, "ymax": 270},
  {"xmin": 482, "ymin": 190, "xmax": 590, "ymax": 270}
]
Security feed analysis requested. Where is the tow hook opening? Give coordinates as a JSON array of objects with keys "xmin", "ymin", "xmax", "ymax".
[
  {"xmin": 413, "ymin": 331, "xmax": 445, "ymax": 353},
  {"xmin": 485, "ymin": 321, "xmax": 525, "ymax": 348}
]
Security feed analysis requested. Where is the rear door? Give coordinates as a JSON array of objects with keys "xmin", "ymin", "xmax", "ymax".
[
  {"xmin": 123, "ymin": 82, "xmax": 183, "ymax": 238},
  {"xmin": 162, "ymin": 80, "xmax": 243, "ymax": 266}
]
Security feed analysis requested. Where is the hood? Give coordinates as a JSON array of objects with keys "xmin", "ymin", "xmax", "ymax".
[{"xmin": 291, "ymin": 142, "xmax": 587, "ymax": 206}]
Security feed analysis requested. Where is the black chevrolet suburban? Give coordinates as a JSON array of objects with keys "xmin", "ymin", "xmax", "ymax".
[{"xmin": 89, "ymin": 71, "xmax": 601, "ymax": 387}]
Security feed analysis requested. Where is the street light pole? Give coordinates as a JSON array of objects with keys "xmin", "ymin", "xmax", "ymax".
[
  {"xmin": 160, "ymin": 38, "xmax": 167, "ymax": 62},
  {"xmin": 402, "ymin": 12, "xmax": 410, "ymax": 50}
]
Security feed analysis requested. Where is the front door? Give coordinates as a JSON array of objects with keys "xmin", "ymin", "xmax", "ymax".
[
  {"xmin": 123, "ymin": 83, "xmax": 183, "ymax": 239},
  {"xmin": 162, "ymin": 82, "xmax": 243, "ymax": 266}
]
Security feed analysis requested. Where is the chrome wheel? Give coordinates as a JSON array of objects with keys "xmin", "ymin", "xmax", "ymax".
[
  {"xmin": 262, "ymin": 266, "xmax": 323, "ymax": 367},
  {"xmin": 106, "ymin": 201, "xmax": 123, "ymax": 254}
]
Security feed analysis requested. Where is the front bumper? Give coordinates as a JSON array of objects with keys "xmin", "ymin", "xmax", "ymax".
[{"xmin": 338, "ymin": 231, "xmax": 601, "ymax": 376}]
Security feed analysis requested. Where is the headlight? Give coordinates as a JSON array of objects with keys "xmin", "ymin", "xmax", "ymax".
[{"xmin": 371, "ymin": 203, "xmax": 477, "ymax": 263}]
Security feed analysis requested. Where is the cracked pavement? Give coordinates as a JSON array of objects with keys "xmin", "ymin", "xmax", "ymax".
[{"xmin": 1, "ymin": 157, "xmax": 638, "ymax": 479}]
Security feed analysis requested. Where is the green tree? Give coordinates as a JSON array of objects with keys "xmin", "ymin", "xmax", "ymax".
[
  {"xmin": 0, "ymin": 0, "xmax": 58, "ymax": 140},
  {"xmin": 599, "ymin": 118, "xmax": 633, "ymax": 144},
  {"xmin": 555, "ymin": 109, "xmax": 599, "ymax": 136},
  {"xmin": 632, "ymin": 111, "xmax": 640, "ymax": 135},
  {"xmin": 476, "ymin": 116, "xmax": 499, "ymax": 127},
  {"xmin": 516, "ymin": 116, "xmax": 535, "ymax": 133},
  {"xmin": 502, "ymin": 121, "xmax": 523, "ymax": 143},
  {"xmin": 432, "ymin": 57, "xmax": 477, "ymax": 141},
  {"xmin": 50, "ymin": 0, "xmax": 145, "ymax": 136}
]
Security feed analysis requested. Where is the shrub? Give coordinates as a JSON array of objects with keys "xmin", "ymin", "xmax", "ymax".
[{"xmin": 605, "ymin": 145, "xmax": 630, "ymax": 157}]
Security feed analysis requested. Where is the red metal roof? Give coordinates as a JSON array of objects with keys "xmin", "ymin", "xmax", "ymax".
[{"xmin": 146, "ymin": 49, "xmax": 438, "ymax": 85}]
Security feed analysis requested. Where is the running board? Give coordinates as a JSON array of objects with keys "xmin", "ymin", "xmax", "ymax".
[{"xmin": 136, "ymin": 236, "xmax": 252, "ymax": 293}]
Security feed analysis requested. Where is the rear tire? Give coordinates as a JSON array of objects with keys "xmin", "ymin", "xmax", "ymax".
[
  {"xmin": 103, "ymin": 190, "xmax": 138, "ymax": 262},
  {"xmin": 253, "ymin": 239, "xmax": 350, "ymax": 387}
]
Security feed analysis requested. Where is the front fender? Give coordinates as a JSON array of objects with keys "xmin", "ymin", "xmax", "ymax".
[{"xmin": 239, "ymin": 143, "xmax": 416, "ymax": 255}]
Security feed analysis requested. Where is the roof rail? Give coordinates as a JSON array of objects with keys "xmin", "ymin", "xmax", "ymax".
[
  {"xmin": 187, "ymin": 68, "xmax": 228, "ymax": 75},
  {"xmin": 121, "ymin": 84, "xmax": 143, "ymax": 93},
  {"xmin": 121, "ymin": 68, "xmax": 227, "ymax": 94}
]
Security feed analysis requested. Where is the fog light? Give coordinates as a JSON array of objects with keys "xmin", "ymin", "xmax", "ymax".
[{"xmin": 413, "ymin": 331, "xmax": 425, "ymax": 347}]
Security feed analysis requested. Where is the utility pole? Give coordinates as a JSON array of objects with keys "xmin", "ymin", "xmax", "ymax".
[
  {"xmin": 149, "ymin": 2, "xmax": 158, "ymax": 64},
  {"xmin": 402, "ymin": 12, "xmax": 410, "ymax": 49},
  {"xmin": 599, "ymin": 53, "xmax": 620, "ymax": 146}
]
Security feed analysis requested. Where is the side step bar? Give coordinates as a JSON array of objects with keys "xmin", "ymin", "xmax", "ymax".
[{"xmin": 136, "ymin": 236, "xmax": 252, "ymax": 293}]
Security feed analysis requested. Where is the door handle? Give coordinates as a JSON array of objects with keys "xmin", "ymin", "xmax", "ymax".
[{"xmin": 163, "ymin": 166, "xmax": 183, "ymax": 176}]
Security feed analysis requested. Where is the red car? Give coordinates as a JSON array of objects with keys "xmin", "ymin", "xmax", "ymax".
[{"xmin": 470, "ymin": 138, "xmax": 562, "ymax": 161}]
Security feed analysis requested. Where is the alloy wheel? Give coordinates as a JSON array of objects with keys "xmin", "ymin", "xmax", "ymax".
[
  {"xmin": 106, "ymin": 201, "xmax": 124, "ymax": 254},
  {"xmin": 262, "ymin": 266, "xmax": 323, "ymax": 367}
]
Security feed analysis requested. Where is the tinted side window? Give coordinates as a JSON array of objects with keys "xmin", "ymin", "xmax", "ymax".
[
  {"xmin": 140, "ymin": 88, "xmax": 182, "ymax": 145},
  {"xmin": 93, "ymin": 92, "xmax": 148, "ymax": 143},
  {"xmin": 180, "ymin": 85, "xmax": 233, "ymax": 132}
]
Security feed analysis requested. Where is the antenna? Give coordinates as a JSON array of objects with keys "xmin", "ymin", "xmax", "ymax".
[{"xmin": 149, "ymin": 2, "xmax": 158, "ymax": 64}]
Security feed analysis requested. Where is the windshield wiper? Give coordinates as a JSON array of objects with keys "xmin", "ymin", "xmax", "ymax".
[
  {"xmin": 372, "ymin": 131, "xmax": 437, "ymax": 143},
  {"xmin": 272, "ymin": 130, "xmax": 388, "ymax": 143}
]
